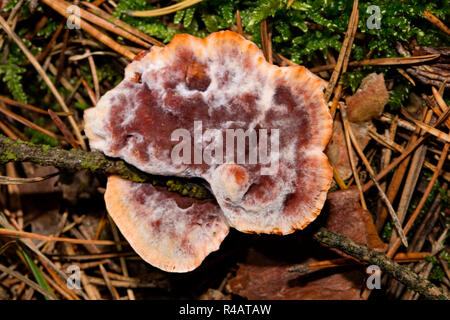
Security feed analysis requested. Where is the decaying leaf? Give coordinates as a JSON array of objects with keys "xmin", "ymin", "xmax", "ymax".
[
  {"xmin": 345, "ymin": 73, "xmax": 389, "ymax": 123},
  {"xmin": 325, "ymin": 189, "xmax": 387, "ymax": 252},
  {"xmin": 326, "ymin": 120, "xmax": 374, "ymax": 181},
  {"xmin": 227, "ymin": 248, "xmax": 366, "ymax": 300},
  {"xmin": 227, "ymin": 189, "xmax": 386, "ymax": 300}
]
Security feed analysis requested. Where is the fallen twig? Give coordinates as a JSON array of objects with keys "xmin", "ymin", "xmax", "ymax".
[
  {"xmin": 341, "ymin": 105, "xmax": 408, "ymax": 247},
  {"xmin": 0, "ymin": 134, "xmax": 211, "ymax": 199},
  {"xmin": 127, "ymin": 0, "xmax": 203, "ymax": 17},
  {"xmin": 323, "ymin": 0, "xmax": 358, "ymax": 102},
  {"xmin": 313, "ymin": 228, "xmax": 449, "ymax": 300},
  {"xmin": 310, "ymin": 54, "xmax": 440, "ymax": 73}
]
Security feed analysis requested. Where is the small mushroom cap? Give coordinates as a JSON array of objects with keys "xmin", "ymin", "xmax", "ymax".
[
  {"xmin": 85, "ymin": 30, "xmax": 332, "ymax": 235},
  {"xmin": 104, "ymin": 175, "xmax": 229, "ymax": 272}
]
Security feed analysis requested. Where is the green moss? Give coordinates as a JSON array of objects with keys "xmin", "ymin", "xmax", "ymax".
[
  {"xmin": 382, "ymin": 220, "xmax": 393, "ymax": 240},
  {"xmin": 24, "ymin": 128, "xmax": 59, "ymax": 147},
  {"xmin": 0, "ymin": 64, "xmax": 27, "ymax": 103},
  {"xmin": 0, "ymin": 149, "xmax": 19, "ymax": 162},
  {"xmin": 429, "ymin": 265, "xmax": 445, "ymax": 281}
]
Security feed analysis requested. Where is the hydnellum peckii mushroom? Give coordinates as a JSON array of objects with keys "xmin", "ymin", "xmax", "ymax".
[{"xmin": 84, "ymin": 31, "xmax": 333, "ymax": 272}]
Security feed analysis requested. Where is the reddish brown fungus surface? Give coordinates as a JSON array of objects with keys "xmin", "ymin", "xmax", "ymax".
[
  {"xmin": 105, "ymin": 175, "xmax": 228, "ymax": 272},
  {"xmin": 85, "ymin": 31, "xmax": 332, "ymax": 271}
]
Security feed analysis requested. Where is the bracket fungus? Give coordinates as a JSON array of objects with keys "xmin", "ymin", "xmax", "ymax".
[{"xmin": 85, "ymin": 31, "xmax": 333, "ymax": 272}]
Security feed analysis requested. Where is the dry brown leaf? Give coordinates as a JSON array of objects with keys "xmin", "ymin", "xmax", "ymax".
[
  {"xmin": 325, "ymin": 189, "xmax": 387, "ymax": 252},
  {"xmin": 326, "ymin": 120, "xmax": 374, "ymax": 181},
  {"xmin": 345, "ymin": 73, "xmax": 389, "ymax": 122},
  {"xmin": 227, "ymin": 189, "xmax": 386, "ymax": 300},
  {"xmin": 227, "ymin": 249, "xmax": 365, "ymax": 300}
]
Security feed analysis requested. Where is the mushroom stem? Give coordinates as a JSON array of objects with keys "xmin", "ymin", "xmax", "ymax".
[{"xmin": 0, "ymin": 134, "xmax": 211, "ymax": 199}]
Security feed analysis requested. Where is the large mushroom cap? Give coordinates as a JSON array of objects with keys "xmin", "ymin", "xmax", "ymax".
[
  {"xmin": 105, "ymin": 175, "xmax": 229, "ymax": 272},
  {"xmin": 85, "ymin": 30, "xmax": 332, "ymax": 236}
]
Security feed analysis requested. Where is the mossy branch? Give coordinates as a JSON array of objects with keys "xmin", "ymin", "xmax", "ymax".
[
  {"xmin": 313, "ymin": 228, "xmax": 449, "ymax": 300},
  {"xmin": 0, "ymin": 134, "xmax": 211, "ymax": 199}
]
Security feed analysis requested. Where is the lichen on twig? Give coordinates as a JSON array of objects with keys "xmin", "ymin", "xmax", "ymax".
[
  {"xmin": 313, "ymin": 227, "xmax": 449, "ymax": 300},
  {"xmin": 0, "ymin": 134, "xmax": 211, "ymax": 199}
]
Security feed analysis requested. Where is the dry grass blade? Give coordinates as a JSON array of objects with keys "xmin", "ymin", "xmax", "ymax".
[
  {"xmin": 0, "ymin": 103, "xmax": 60, "ymax": 140},
  {"xmin": 108, "ymin": 215, "xmax": 135, "ymax": 300},
  {"xmin": 41, "ymin": 0, "xmax": 135, "ymax": 60},
  {"xmin": 329, "ymin": 84, "xmax": 342, "ymax": 118},
  {"xmin": 99, "ymin": 264, "xmax": 120, "ymax": 299},
  {"xmin": 401, "ymin": 108, "xmax": 450, "ymax": 143},
  {"xmin": 310, "ymin": 54, "xmax": 440, "ymax": 73},
  {"xmin": 54, "ymin": 28, "xmax": 69, "ymax": 86},
  {"xmin": 0, "ymin": 15, "xmax": 87, "ymax": 150},
  {"xmin": 0, "ymin": 228, "xmax": 125, "ymax": 246},
  {"xmin": 82, "ymin": 79, "xmax": 97, "ymax": 106},
  {"xmin": 86, "ymin": 48, "xmax": 100, "ymax": 102},
  {"xmin": 341, "ymin": 105, "xmax": 408, "ymax": 247},
  {"xmin": 432, "ymin": 86, "xmax": 449, "ymax": 114},
  {"xmin": 332, "ymin": 164, "xmax": 348, "ymax": 189},
  {"xmin": 69, "ymin": 51, "xmax": 117, "ymax": 61},
  {"xmin": 425, "ymin": 95, "xmax": 450, "ymax": 130},
  {"xmin": 323, "ymin": 0, "xmax": 358, "ymax": 102},
  {"xmin": 397, "ymin": 68, "xmax": 416, "ymax": 86},
  {"xmin": 81, "ymin": 1, "xmax": 163, "ymax": 47},
  {"xmin": 40, "ymin": 255, "xmax": 82, "ymax": 300},
  {"xmin": 48, "ymin": 109, "xmax": 80, "ymax": 149},
  {"xmin": 368, "ymin": 128, "xmax": 404, "ymax": 152},
  {"xmin": 391, "ymin": 115, "xmax": 430, "ymax": 246},
  {"xmin": 0, "ymin": 120, "xmax": 21, "ymax": 140},
  {"xmin": 0, "ymin": 172, "xmax": 58, "ymax": 185},
  {"xmin": 86, "ymin": 276, "xmax": 160, "ymax": 288},
  {"xmin": 424, "ymin": 162, "xmax": 450, "ymax": 182},
  {"xmin": 0, "ymin": 214, "xmax": 89, "ymax": 299},
  {"xmin": 80, "ymin": 271, "xmax": 100, "ymax": 300},
  {"xmin": 236, "ymin": 10, "xmax": 243, "ymax": 35},
  {"xmin": 57, "ymin": 0, "xmax": 152, "ymax": 48},
  {"xmin": 439, "ymin": 257, "xmax": 450, "ymax": 282},
  {"xmin": 340, "ymin": 106, "xmax": 367, "ymax": 209},
  {"xmin": 423, "ymin": 10, "xmax": 450, "ymax": 36},
  {"xmin": 289, "ymin": 252, "xmax": 431, "ymax": 274},
  {"xmin": 289, "ymin": 257, "xmax": 353, "ymax": 274},
  {"xmin": 376, "ymin": 110, "xmax": 427, "ymax": 231},
  {"xmin": 363, "ymin": 106, "xmax": 450, "ymax": 191},
  {"xmin": 0, "ymin": 263, "xmax": 57, "ymax": 300},
  {"xmin": 40, "ymin": 271, "xmax": 79, "ymax": 300},
  {"xmin": 260, "ymin": 19, "xmax": 272, "ymax": 64},
  {"xmin": 380, "ymin": 113, "xmax": 416, "ymax": 132},
  {"xmin": 0, "ymin": 95, "xmax": 71, "ymax": 116},
  {"xmin": 387, "ymin": 142, "xmax": 450, "ymax": 258},
  {"xmin": 36, "ymin": 23, "xmax": 64, "ymax": 63},
  {"xmin": 127, "ymin": 0, "xmax": 204, "ymax": 17},
  {"xmin": 52, "ymin": 252, "xmax": 136, "ymax": 261}
]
